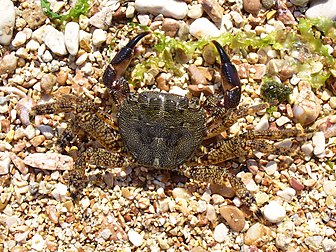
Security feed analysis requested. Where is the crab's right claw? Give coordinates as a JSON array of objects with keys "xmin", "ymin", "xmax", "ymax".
[
  {"xmin": 212, "ymin": 41, "xmax": 241, "ymax": 109},
  {"xmin": 103, "ymin": 31, "xmax": 151, "ymax": 86}
]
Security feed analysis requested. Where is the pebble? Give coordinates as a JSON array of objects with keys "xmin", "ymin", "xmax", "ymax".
[
  {"xmin": 213, "ymin": 223, "xmax": 229, "ymax": 243},
  {"xmin": 76, "ymin": 52, "xmax": 88, "ymax": 66},
  {"xmin": 44, "ymin": 26, "xmax": 67, "ymax": 56},
  {"xmin": 306, "ymin": 0, "xmax": 336, "ymax": 20},
  {"xmin": 189, "ymin": 18, "xmax": 220, "ymax": 38},
  {"xmin": 322, "ymin": 238, "xmax": 336, "ymax": 251},
  {"xmin": 161, "ymin": 18, "xmax": 180, "ymax": 37},
  {"xmin": 276, "ymin": 220, "xmax": 294, "ymax": 249},
  {"xmin": 219, "ymin": 205, "xmax": 246, "ymax": 232},
  {"xmin": 21, "ymin": 3, "xmax": 46, "ymax": 29},
  {"xmin": 64, "ymin": 22, "xmax": 80, "ymax": 56},
  {"xmin": 304, "ymin": 236, "xmax": 323, "ymax": 251},
  {"xmin": 89, "ymin": 6, "xmax": 114, "ymax": 29},
  {"xmin": 11, "ymin": 31, "xmax": 27, "ymax": 47},
  {"xmin": 92, "ymin": 29, "xmax": 107, "ymax": 46},
  {"xmin": 17, "ymin": 97, "xmax": 36, "ymax": 126},
  {"xmin": 135, "ymin": 0, "xmax": 188, "ymax": 19},
  {"xmin": 172, "ymin": 187, "xmax": 191, "ymax": 200},
  {"xmin": 0, "ymin": 53, "xmax": 18, "ymax": 75},
  {"xmin": 263, "ymin": 201, "xmax": 286, "ymax": 223},
  {"xmin": 0, "ymin": 0, "xmax": 15, "ymax": 45},
  {"xmin": 262, "ymin": 0, "xmax": 275, "ymax": 9},
  {"xmin": 26, "ymin": 39, "xmax": 40, "ymax": 51},
  {"xmin": 51, "ymin": 183, "xmax": 68, "ymax": 202},
  {"xmin": 277, "ymin": 187, "xmax": 296, "ymax": 202},
  {"xmin": 187, "ymin": 4, "xmax": 203, "ymax": 19},
  {"xmin": 23, "ymin": 153, "xmax": 74, "ymax": 170},
  {"xmin": 245, "ymin": 223, "xmax": 271, "ymax": 245},
  {"xmin": 290, "ymin": 176, "xmax": 305, "ymax": 191},
  {"xmin": 312, "ymin": 132, "xmax": 325, "ymax": 156},
  {"xmin": 301, "ymin": 142, "xmax": 314, "ymax": 157},
  {"xmin": 243, "ymin": 0, "xmax": 261, "ymax": 14},
  {"xmin": 128, "ymin": 229, "xmax": 143, "ymax": 247},
  {"xmin": 40, "ymin": 73, "xmax": 57, "ymax": 94},
  {"xmin": 31, "ymin": 233, "xmax": 45, "ymax": 252},
  {"xmin": 265, "ymin": 160, "xmax": 278, "ymax": 175},
  {"xmin": 292, "ymin": 83, "xmax": 321, "ymax": 126},
  {"xmin": 255, "ymin": 115, "xmax": 269, "ymax": 131},
  {"xmin": 0, "ymin": 152, "xmax": 10, "ymax": 175},
  {"xmin": 199, "ymin": 0, "xmax": 224, "ymax": 24},
  {"xmin": 323, "ymin": 180, "xmax": 336, "ymax": 197}
]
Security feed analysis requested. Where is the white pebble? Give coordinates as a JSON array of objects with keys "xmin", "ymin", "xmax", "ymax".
[
  {"xmin": 44, "ymin": 26, "xmax": 67, "ymax": 55},
  {"xmin": 76, "ymin": 52, "xmax": 88, "ymax": 65},
  {"xmin": 42, "ymin": 50, "xmax": 53, "ymax": 62},
  {"xmin": 92, "ymin": 29, "xmax": 107, "ymax": 46},
  {"xmin": 64, "ymin": 22, "xmax": 80, "ymax": 56},
  {"xmin": 135, "ymin": 0, "xmax": 188, "ymax": 20},
  {"xmin": 323, "ymin": 180, "xmax": 336, "ymax": 197},
  {"xmin": 0, "ymin": 0, "xmax": 16, "ymax": 45},
  {"xmin": 265, "ymin": 161, "xmax": 278, "ymax": 175},
  {"xmin": 11, "ymin": 31, "xmax": 27, "ymax": 47},
  {"xmin": 213, "ymin": 223, "xmax": 229, "ymax": 243},
  {"xmin": 26, "ymin": 39, "xmax": 40, "ymax": 51},
  {"xmin": 172, "ymin": 187, "xmax": 191, "ymax": 200},
  {"xmin": 80, "ymin": 197, "xmax": 91, "ymax": 210},
  {"xmin": 301, "ymin": 142, "xmax": 314, "ymax": 157},
  {"xmin": 31, "ymin": 233, "xmax": 45, "ymax": 251},
  {"xmin": 277, "ymin": 187, "xmax": 296, "ymax": 202},
  {"xmin": 189, "ymin": 18, "xmax": 220, "ymax": 38},
  {"xmin": 0, "ymin": 152, "xmax": 10, "ymax": 175},
  {"xmin": 276, "ymin": 116, "xmax": 291, "ymax": 127},
  {"xmin": 312, "ymin": 132, "xmax": 325, "ymax": 156},
  {"xmin": 128, "ymin": 229, "xmax": 143, "ymax": 247},
  {"xmin": 188, "ymin": 4, "xmax": 203, "ymax": 19},
  {"xmin": 263, "ymin": 201, "xmax": 286, "ymax": 223},
  {"xmin": 23, "ymin": 153, "xmax": 73, "ymax": 170},
  {"xmin": 255, "ymin": 115, "xmax": 269, "ymax": 131},
  {"xmin": 306, "ymin": 0, "xmax": 336, "ymax": 20},
  {"xmin": 51, "ymin": 183, "xmax": 68, "ymax": 202}
]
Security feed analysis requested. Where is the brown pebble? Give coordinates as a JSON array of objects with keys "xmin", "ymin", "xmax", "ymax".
[
  {"xmin": 156, "ymin": 73, "xmax": 170, "ymax": 91},
  {"xmin": 210, "ymin": 183, "xmax": 236, "ymax": 198},
  {"xmin": 290, "ymin": 176, "xmax": 305, "ymax": 191},
  {"xmin": 56, "ymin": 69, "xmax": 69, "ymax": 85},
  {"xmin": 9, "ymin": 153, "xmax": 28, "ymax": 174},
  {"xmin": 30, "ymin": 135, "xmax": 46, "ymax": 147},
  {"xmin": 188, "ymin": 84, "xmax": 214, "ymax": 96},
  {"xmin": 162, "ymin": 18, "xmax": 180, "ymax": 37},
  {"xmin": 46, "ymin": 206, "xmax": 59, "ymax": 224},
  {"xmin": 188, "ymin": 65, "xmax": 208, "ymax": 85},
  {"xmin": 41, "ymin": 73, "xmax": 57, "ymax": 94},
  {"xmin": 199, "ymin": 0, "xmax": 224, "ymax": 24},
  {"xmin": 219, "ymin": 205, "xmax": 246, "ymax": 232},
  {"xmin": 243, "ymin": 0, "xmax": 261, "ymax": 14},
  {"xmin": 245, "ymin": 223, "xmax": 271, "ymax": 246}
]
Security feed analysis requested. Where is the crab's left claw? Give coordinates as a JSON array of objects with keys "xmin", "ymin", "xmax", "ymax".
[
  {"xmin": 103, "ymin": 31, "xmax": 151, "ymax": 86},
  {"xmin": 212, "ymin": 41, "xmax": 241, "ymax": 109}
]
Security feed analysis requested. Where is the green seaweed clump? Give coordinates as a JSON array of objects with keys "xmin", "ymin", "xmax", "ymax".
[
  {"xmin": 260, "ymin": 81, "xmax": 293, "ymax": 104},
  {"xmin": 41, "ymin": 0, "xmax": 90, "ymax": 23}
]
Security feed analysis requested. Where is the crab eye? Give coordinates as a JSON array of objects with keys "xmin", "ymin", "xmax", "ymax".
[{"xmin": 178, "ymin": 97, "xmax": 189, "ymax": 109}]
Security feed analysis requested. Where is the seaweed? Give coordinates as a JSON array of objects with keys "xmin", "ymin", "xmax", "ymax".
[
  {"xmin": 41, "ymin": 0, "xmax": 90, "ymax": 23},
  {"xmin": 260, "ymin": 80, "xmax": 293, "ymax": 104}
]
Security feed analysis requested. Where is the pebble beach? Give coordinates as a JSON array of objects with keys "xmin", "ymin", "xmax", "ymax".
[{"xmin": 1, "ymin": 0, "xmax": 336, "ymax": 251}]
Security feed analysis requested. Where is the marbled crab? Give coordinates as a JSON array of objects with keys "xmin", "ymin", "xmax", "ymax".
[{"xmin": 33, "ymin": 32, "xmax": 301, "ymax": 219}]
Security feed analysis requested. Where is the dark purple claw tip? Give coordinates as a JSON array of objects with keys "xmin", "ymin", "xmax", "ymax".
[
  {"xmin": 125, "ymin": 31, "xmax": 151, "ymax": 49},
  {"xmin": 212, "ymin": 40, "xmax": 230, "ymax": 64}
]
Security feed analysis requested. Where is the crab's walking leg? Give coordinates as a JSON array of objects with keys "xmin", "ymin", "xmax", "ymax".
[
  {"xmin": 103, "ymin": 31, "xmax": 151, "ymax": 107},
  {"xmin": 32, "ymin": 94, "xmax": 120, "ymax": 150},
  {"xmin": 201, "ymin": 129, "xmax": 301, "ymax": 165},
  {"xmin": 69, "ymin": 147, "xmax": 131, "ymax": 200},
  {"xmin": 181, "ymin": 164, "xmax": 263, "ymax": 220}
]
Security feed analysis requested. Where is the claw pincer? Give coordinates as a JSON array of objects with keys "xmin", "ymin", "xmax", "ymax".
[
  {"xmin": 103, "ymin": 31, "xmax": 151, "ymax": 85},
  {"xmin": 212, "ymin": 41, "xmax": 241, "ymax": 109}
]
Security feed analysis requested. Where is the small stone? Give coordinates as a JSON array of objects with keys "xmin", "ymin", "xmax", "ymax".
[
  {"xmin": 75, "ymin": 52, "xmax": 88, "ymax": 66},
  {"xmin": 206, "ymin": 204, "xmax": 216, "ymax": 221},
  {"xmin": 40, "ymin": 73, "xmax": 57, "ymax": 94},
  {"xmin": 312, "ymin": 132, "xmax": 326, "ymax": 156},
  {"xmin": 243, "ymin": 0, "xmax": 261, "ymax": 14},
  {"xmin": 301, "ymin": 142, "xmax": 313, "ymax": 157},
  {"xmin": 245, "ymin": 223, "xmax": 271, "ymax": 245},
  {"xmin": 11, "ymin": 31, "xmax": 27, "ymax": 47},
  {"xmin": 0, "ymin": 0, "xmax": 16, "ymax": 45},
  {"xmin": 276, "ymin": 116, "xmax": 291, "ymax": 127},
  {"xmin": 262, "ymin": 0, "xmax": 275, "ymax": 9},
  {"xmin": 31, "ymin": 233, "xmax": 45, "ymax": 251},
  {"xmin": 213, "ymin": 223, "xmax": 229, "ymax": 243},
  {"xmin": 0, "ymin": 152, "xmax": 10, "ymax": 175},
  {"xmin": 0, "ymin": 53, "xmax": 18, "ymax": 75},
  {"xmin": 26, "ymin": 39, "xmax": 40, "ymax": 51},
  {"xmin": 51, "ymin": 183, "xmax": 68, "ymax": 202},
  {"xmin": 306, "ymin": 0, "xmax": 336, "ymax": 20},
  {"xmin": 161, "ymin": 18, "xmax": 180, "ymax": 37},
  {"xmin": 22, "ymin": 3, "xmax": 46, "ymax": 29},
  {"xmin": 277, "ymin": 187, "xmax": 296, "ymax": 202},
  {"xmin": 135, "ymin": 0, "xmax": 188, "ymax": 20},
  {"xmin": 46, "ymin": 206, "xmax": 59, "ymax": 224},
  {"xmin": 323, "ymin": 180, "xmax": 336, "ymax": 197},
  {"xmin": 189, "ymin": 18, "xmax": 220, "ymax": 38},
  {"xmin": 89, "ymin": 6, "xmax": 114, "ymax": 29},
  {"xmin": 64, "ymin": 22, "xmax": 80, "ymax": 56},
  {"xmin": 322, "ymin": 238, "xmax": 336, "ymax": 251},
  {"xmin": 128, "ymin": 229, "xmax": 143, "ymax": 247},
  {"xmin": 290, "ymin": 176, "xmax": 305, "ymax": 191},
  {"xmin": 219, "ymin": 205, "xmax": 246, "ymax": 232},
  {"xmin": 199, "ymin": 0, "xmax": 224, "ymax": 24},
  {"xmin": 23, "ymin": 153, "xmax": 73, "ymax": 170},
  {"xmin": 255, "ymin": 116, "xmax": 269, "ymax": 131},
  {"xmin": 172, "ymin": 187, "xmax": 191, "ymax": 200},
  {"xmin": 265, "ymin": 161, "xmax": 278, "ymax": 175},
  {"xmin": 30, "ymin": 135, "xmax": 46, "ymax": 147},
  {"xmin": 304, "ymin": 236, "xmax": 323, "ymax": 251},
  {"xmin": 188, "ymin": 4, "xmax": 203, "ymax": 19},
  {"xmin": 188, "ymin": 65, "xmax": 208, "ymax": 85},
  {"xmin": 44, "ymin": 26, "xmax": 67, "ymax": 56},
  {"xmin": 92, "ymin": 29, "xmax": 107, "ymax": 46},
  {"xmin": 263, "ymin": 201, "xmax": 286, "ymax": 223}
]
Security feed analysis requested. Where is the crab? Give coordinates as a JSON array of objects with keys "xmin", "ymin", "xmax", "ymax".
[{"xmin": 32, "ymin": 32, "xmax": 301, "ymax": 220}]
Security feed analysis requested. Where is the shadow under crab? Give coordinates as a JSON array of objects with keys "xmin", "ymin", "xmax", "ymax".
[{"xmin": 32, "ymin": 32, "xmax": 302, "ymax": 222}]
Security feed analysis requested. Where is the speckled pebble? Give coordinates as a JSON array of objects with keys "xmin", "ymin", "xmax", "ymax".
[
  {"xmin": 277, "ymin": 187, "xmax": 296, "ymax": 202},
  {"xmin": 0, "ymin": 53, "xmax": 18, "ymax": 75},
  {"xmin": 23, "ymin": 153, "xmax": 73, "ymax": 170},
  {"xmin": 245, "ymin": 223, "xmax": 271, "ymax": 245},
  {"xmin": 219, "ymin": 205, "xmax": 246, "ymax": 232},
  {"xmin": 43, "ymin": 26, "xmax": 67, "ymax": 56},
  {"xmin": 0, "ymin": 0, "xmax": 16, "ymax": 45},
  {"xmin": 64, "ymin": 22, "xmax": 80, "ymax": 56}
]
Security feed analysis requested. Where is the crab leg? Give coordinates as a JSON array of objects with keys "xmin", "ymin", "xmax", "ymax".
[
  {"xmin": 103, "ymin": 31, "xmax": 151, "ymax": 107},
  {"xmin": 181, "ymin": 164, "xmax": 263, "ymax": 220}
]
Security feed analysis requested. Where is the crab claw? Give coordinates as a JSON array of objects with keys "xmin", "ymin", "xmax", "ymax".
[
  {"xmin": 212, "ymin": 41, "xmax": 241, "ymax": 109},
  {"xmin": 103, "ymin": 31, "xmax": 151, "ymax": 86}
]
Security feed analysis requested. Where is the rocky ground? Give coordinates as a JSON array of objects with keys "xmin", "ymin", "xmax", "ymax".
[{"xmin": 1, "ymin": 0, "xmax": 336, "ymax": 251}]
